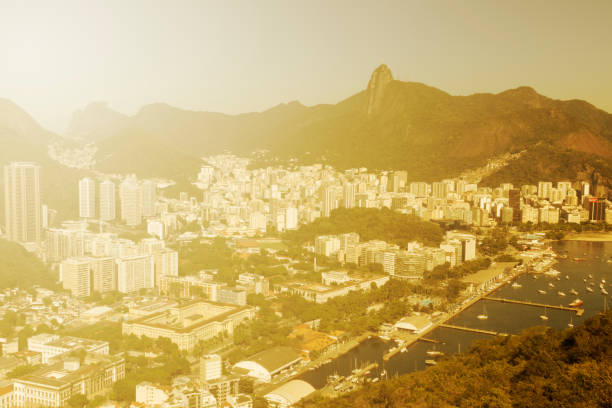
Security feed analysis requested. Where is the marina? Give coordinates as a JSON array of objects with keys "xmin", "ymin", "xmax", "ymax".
[{"xmin": 298, "ymin": 240, "xmax": 612, "ymax": 394}]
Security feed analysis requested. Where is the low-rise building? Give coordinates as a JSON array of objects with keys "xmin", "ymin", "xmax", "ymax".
[
  {"xmin": 122, "ymin": 301, "xmax": 255, "ymax": 350},
  {"xmin": 232, "ymin": 347, "xmax": 302, "ymax": 383},
  {"xmin": 264, "ymin": 380, "xmax": 315, "ymax": 408},
  {"xmin": 13, "ymin": 353, "xmax": 124, "ymax": 407},
  {"xmin": 27, "ymin": 334, "xmax": 109, "ymax": 364}
]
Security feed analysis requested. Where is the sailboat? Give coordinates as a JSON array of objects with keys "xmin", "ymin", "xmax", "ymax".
[
  {"xmin": 540, "ymin": 306, "xmax": 549, "ymax": 321},
  {"xmin": 426, "ymin": 345, "xmax": 444, "ymax": 357},
  {"xmin": 477, "ymin": 302, "xmax": 488, "ymax": 320},
  {"xmin": 568, "ymin": 314, "xmax": 574, "ymax": 328}
]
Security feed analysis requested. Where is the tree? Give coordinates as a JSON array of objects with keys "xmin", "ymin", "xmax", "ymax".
[{"xmin": 67, "ymin": 393, "xmax": 88, "ymax": 408}]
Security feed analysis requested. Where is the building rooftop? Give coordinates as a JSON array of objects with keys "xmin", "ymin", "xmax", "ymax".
[
  {"xmin": 265, "ymin": 380, "xmax": 315, "ymax": 405},
  {"xmin": 239, "ymin": 347, "xmax": 301, "ymax": 373}
]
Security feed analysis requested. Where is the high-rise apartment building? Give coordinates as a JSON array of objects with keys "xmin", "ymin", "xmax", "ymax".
[
  {"xmin": 78, "ymin": 177, "xmax": 96, "ymax": 218},
  {"xmin": 99, "ymin": 180, "xmax": 116, "ymax": 221},
  {"xmin": 343, "ymin": 183, "xmax": 355, "ymax": 209},
  {"xmin": 3, "ymin": 162, "xmax": 42, "ymax": 243},
  {"xmin": 120, "ymin": 177, "xmax": 142, "ymax": 226},
  {"xmin": 60, "ymin": 258, "xmax": 91, "ymax": 298},
  {"xmin": 91, "ymin": 257, "xmax": 116, "ymax": 293},
  {"xmin": 321, "ymin": 186, "xmax": 337, "ymax": 217},
  {"xmin": 116, "ymin": 255, "xmax": 154, "ymax": 293},
  {"xmin": 141, "ymin": 180, "xmax": 157, "ymax": 217},
  {"xmin": 508, "ymin": 188, "xmax": 521, "ymax": 223}
]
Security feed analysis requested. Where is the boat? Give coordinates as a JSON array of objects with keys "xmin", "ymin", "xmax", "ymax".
[
  {"xmin": 586, "ymin": 287, "xmax": 594, "ymax": 293},
  {"xmin": 568, "ymin": 314, "xmax": 574, "ymax": 329},
  {"xmin": 569, "ymin": 289, "xmax": 578, "ymax": 295},
  {"xmin": 477, "ymin": 302, "xmax": 488, "ymax": 320},
  {"xmin": 538, "ymin": 289, "xmax": 547, "ymax": 294},
  {"xmin": 569, "ymin": 299, "xmax": 583, "ymax": 307},
  {"xmin": 584, "ymin": 278, "xmax": 587, "ymax": 283},
  {"xmin": 426, "ymin": 350, "xmax": 444, "ymax": 357},
  {"xmin": 602, "ymin": 289, "xmax": 609, "ymax": 295},
  {"xmin": 589, "ymin": 274, "xmax": 593, "ymax": 279},
  {"xmin": 540, "ymin": 307, "xmax": 549, "ymax": 321},
  {"xmin": 548, "ymin": 282, "xmax": 555, "ymax": 288},
  {"xmin": 511, "ymin": 282, "xmax": 522, "ymax": 289},
  {"xmin": 558, "ymin": 291, "xmax": 566, "ymax": 297},
  {"xmin": 425, "ymin": 359, "xmax": 437, "ymax": 366},
  {"xmin": 566, "ymin": 275, "xmax": 570, "ymax": 280},
  {"xmin": 602, "ymin": 279, "xmax": 607, "ymax": 284},
  {"xmin": 574, "ymin": 257, "xmax": 586, "ymax": 262}
]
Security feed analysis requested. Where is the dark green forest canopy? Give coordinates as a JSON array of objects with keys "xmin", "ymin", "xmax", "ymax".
[
  {"xmin": 284, "ymin": 207, "xmax": 444, "ymax": 247},
  {"xmin": 299, "ymin": 311, "xmax": 612, "ymax": 408}
]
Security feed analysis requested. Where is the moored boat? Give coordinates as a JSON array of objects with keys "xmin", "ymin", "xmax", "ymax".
[{"xmin": 569, "ymin": 299, "xmax": 583, "ymax": 307}]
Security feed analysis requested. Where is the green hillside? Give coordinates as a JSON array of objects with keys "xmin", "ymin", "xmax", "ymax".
[{"xmin": 0, "ymin": 239, "xmax": 58, "ymax": 289}]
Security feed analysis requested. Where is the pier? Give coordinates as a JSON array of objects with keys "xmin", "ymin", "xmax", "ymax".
[
  {"xmin": 439, "ymin": 324, "xmax": 507, "ymax": 336},
  {"xmin": 484, "ymin": 296, "xmax": 585, "ymax": 316}
]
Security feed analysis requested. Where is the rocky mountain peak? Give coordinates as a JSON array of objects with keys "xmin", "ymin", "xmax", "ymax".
[{"xmin": 367, "ymin": 64, "xmax": 394, "ymax": 114}]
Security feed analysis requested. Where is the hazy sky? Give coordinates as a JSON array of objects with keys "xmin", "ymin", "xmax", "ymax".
[{"xmin": 1, "ymin": 0, "xmax": 611, "ymax": 133}]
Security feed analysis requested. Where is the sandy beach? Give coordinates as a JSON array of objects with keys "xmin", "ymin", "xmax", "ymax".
[{"xmin": 563, "ymin": 232, "xmax": 612, "ymax": 242}]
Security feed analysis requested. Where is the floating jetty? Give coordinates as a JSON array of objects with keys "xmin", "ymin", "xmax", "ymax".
[
  {"xmin": 439, "ymin": 323, "xmax": 508, "ymax": 336},
  {"xmin": 484, "ymin": 296, "xmax": 584, "ymax": 316}
]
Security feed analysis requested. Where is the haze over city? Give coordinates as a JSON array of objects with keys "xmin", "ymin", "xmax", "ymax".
[
  {"xmin": 1, "ymin": 0, "xmax": 612, "ymax": 132},
  {"xmin": 1, "ymin": 2, "xmax": 612, "ymax": 408}
]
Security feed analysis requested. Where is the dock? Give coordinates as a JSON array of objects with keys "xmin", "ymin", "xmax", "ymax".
[
  {"xmin": 484, "ymin": 296, "xmax": 585, "ymax": 316},
  {"xmin": 439, "ymin": 324, "xmax": 507, "ymax": 336}
]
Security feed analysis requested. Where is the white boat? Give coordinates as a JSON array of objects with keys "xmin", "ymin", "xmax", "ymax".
[
  {"xmin": 548, "ymin": 282, "xmax": 555, "ymax": 288},
  {"xmin": 426, "ymin": 350, "xmax": 444, "ymax": 357},
  {"xmin": 602, "ymin": 279, "xmax": 606, "ymax": 284},
  {"xmin": 425, "ymin": 359, "xmax": 437, "ymax": 366},
  {"xmin": 511, "ymin": 282, "xmax": 522, "ymax": 289},
  {"xmin": 589, "ymin": 274, "xmax": 593, "ymax": 279},
  {"xmin": 602, "ymin": 289, "xmax": 609, "ymax": 295},
  {"xmin": 477, "ymin": 303, "xmax": 488, "ymax": 320},
  {"xmin": 569, "ymin": 289, "xmax": 578, "ymax": 295},
  {"xmin": 558, "ymin": 291, "xmax": 566, "ymax": 297},
  {"xmin": 540, "ymin": 306, "xmax": 549, "ymax": 321},
  {"xmin": 566, "ymin": 275, "xmax": 570, "ymax": 280},
  {"xmin": 538, "ymin": 289, "xmax": 547, "ymax": 294},
  {"xmin": 586, "ymin": 287, "xmax": 594, "ymax": 293}
]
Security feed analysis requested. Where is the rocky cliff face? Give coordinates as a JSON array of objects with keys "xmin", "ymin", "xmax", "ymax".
[{"xmin": 366, "ymin": 64, "xmax": 394, "ymax": 114}]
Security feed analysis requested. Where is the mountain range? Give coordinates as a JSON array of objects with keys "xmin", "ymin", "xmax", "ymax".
[
  {"xmin": 1, "ymin": 64, "xmax": 612, "ymax": 220},
  {"xmin": 64, "ymin": 65, "xmax": 612, "ymax": 190}
]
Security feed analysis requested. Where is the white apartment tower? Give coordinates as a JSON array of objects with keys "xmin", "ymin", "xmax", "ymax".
[
  {"xmin": 3, "ymin": 162, "xmax": 41, "ymax": 243},
  {"xmin": 79, "ymin": 177, "xmax": 96, "ymax": 218},
  {"xmin": 120, "ymin": 177, "xmax": 142, "ymax": 226},
  {"xmin": 60, "ymin": 257, "xmax": 91, "ymax": 298},
  {"xmin": 141, "ymin": 180, "xmax": 157, "ymax": 217},
  {"xmin": 99, "ymin": 180, "xmax": 116, "ymax": 221}
]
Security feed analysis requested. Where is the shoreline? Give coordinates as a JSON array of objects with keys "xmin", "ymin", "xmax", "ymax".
[{"xmin": 562, "ymin": 232, "xmax": 612, "ymax": 242}]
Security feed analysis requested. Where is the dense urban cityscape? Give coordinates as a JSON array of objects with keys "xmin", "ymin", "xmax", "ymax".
[
  {"xmin": 2, "ymin": 1, "xmax": 612, "ymax": 407},
  {"xmin": 0, "ymin": 153, "xmax": 610, "ymax": 407}
]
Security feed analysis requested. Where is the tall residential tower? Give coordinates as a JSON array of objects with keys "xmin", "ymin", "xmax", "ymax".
[{"xmin": 3, "ymin": 162, "xmax": 42, "ymax": 243}]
